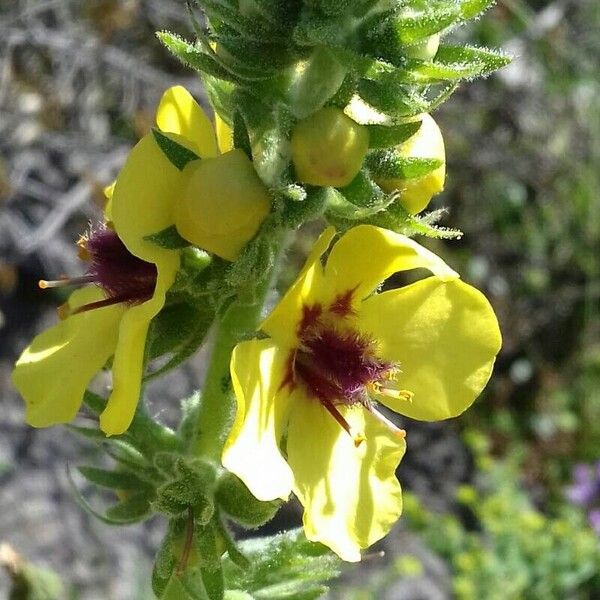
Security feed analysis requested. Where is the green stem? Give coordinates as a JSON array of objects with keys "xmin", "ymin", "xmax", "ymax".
[{"xmin": 194, "ymin": 233, "xmax": 287, "ymax": 461}]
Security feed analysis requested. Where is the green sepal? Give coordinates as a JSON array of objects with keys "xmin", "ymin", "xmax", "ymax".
[
  {"xmin": 339, "ymin": 170, "xmax": 384, "ymax": 204},
  {"xmin": 283, "ymin": 46, "xmax": 347, "ymax": 118},
  {"xmin": 367, "ymin": 121, "xmax": 422, "ymax": 148},
  {"xmin": 77, "ymin": 466, "xmax": 151, "ymax": 492},
  {"xmin": 281, "ymin": 186, "xmax": 328, "ymax": 228},
  {"xmin": 436, "ymin": 44, "xmax": 512, "ymax": 76},
  {"xmin": 382, "ymin": 9, "xmax": 458, "ymax": 45},
  {"xmin": 293, "ymin": 8, "xmax": 344, "ymax": 47},
  {"xmin": 152, "ymin": 128, "xmax": 200, "ymax": 171},
  {"xmin": 326, "ymin": 187, "xmax": 396, "ymax": 222},
  {"xmin": 233, "ymin": 110, "xmax": 252, "ymax": 160},
  {"xmin": 145, "ymin": 311, "xmax": 214, "ymax": 382},
  {"xmin": 195, "ymin": 520, "xmax": 224, "ymax": 572},
  {"xmin": 222, "ymin": 529, "xmax": 341, "ymax": 600},
  {"xmin": 157, "ymin": 31, "xmax": 240, "ymax": 83},
  {"xmin": 103, "ymin": 440, "xmax": 152, "ymax": 473},
  {"xmin": 215, "ymin": 518, "xmax": 250, "ymax": 570},
  {"xmin": 145, "ymin": 225, "xmax": 189, "ymax": 249},
  {"xmin": 215, "ymin": 36, "xmax": 294, "ymax": 74},
  {"xmin": 67, "ymin": 465, "xmax": 154, "ymax": 525},
  {"xmin": 195, "ymin": 0, "xmax": 288, "ymax": 41},
  {"xmin": 203, "ymin": 75, "xmax": 236, "ymax": 127},
  {"xmin": 216, "ymin": 472, "xmax": 281, "ymax": 528},
  {"xmin": 152, "ymin": 527, "xmax": 179, "ymax": 598},
  {"xmin": 193, "ymin": 28, "xmax": 281, "ymax": 83},
  {"xmin": 355, "ymin": 202, "xmax": 463, "ymax": 240},
  {"xmin": 201, "ymin": 563, "xmax": 225, "ymax": 600},
  {"xmin": 358, "ymin": 78, "xmax": 428, "ymax": 115},
  {"xmin": 365, "ymin": 150, "xmax": 443, "ymax": 179},
  {"xmin": 147, "ymin": 302, "xmax": 204, "ymax": 360},
  {"xmin": 397, "ymin": 58, "xmax": 495, "ymax": 83},
  {"xmin": 105, "ymin": 493, "xmax": 153, "ymax": 524},
  {"xmin": 460, "ymin": 0, "xmax": 497, "ymax": 20},
  {"xmin": 236, "ymin": 91, "xmax": 292, "ymax": 187},
  {"xmin": 154, "ymin": 457, "xmax": 216, "ymax": 519}
]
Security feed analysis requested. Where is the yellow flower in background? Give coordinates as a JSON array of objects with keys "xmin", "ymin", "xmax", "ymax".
[{"xmin": 222, "ymin": 225, "xmax": 501, "ymax": 561}]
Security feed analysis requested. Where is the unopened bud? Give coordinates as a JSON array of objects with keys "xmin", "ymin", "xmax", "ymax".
[
  {"xmin": 291, "ymin": 107, "xmax": 369, "ymax": 188},
  {"xmin": 175, "ymin": 149, "xmax": 271, "ymax": 261}
]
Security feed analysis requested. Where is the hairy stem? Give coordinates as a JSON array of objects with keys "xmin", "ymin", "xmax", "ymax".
[{"xmin": 194, "ymin": 232, "xmax": 287, "ymax": 461}]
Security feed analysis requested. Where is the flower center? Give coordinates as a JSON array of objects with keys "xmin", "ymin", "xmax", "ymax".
[
  {"xmin": 39, "ymin": 225, "xmax": 157, "ymax": 316},
  {"xmin": 285, "ymin": 297, "xmax": 408, "ymax": 443}
]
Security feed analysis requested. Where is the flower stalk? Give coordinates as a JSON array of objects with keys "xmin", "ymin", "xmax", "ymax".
[{"xmin": 194, "ymin": 229, "xmax": 288, "ymax": 461}]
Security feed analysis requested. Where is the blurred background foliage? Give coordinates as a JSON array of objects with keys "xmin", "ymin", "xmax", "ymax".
[{"xmin": 1, "ymin": 0, "xmax": 599, "ymax": 598}]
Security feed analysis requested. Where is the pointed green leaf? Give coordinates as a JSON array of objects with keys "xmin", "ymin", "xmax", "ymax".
[
  {"xmin": 236, "ymin": 91, "xmax": 292, "ymax": 187},
  {"xmin": 77, "ymin": 466, "xmax": 150, "ymax": 491},
  {"xmin": 436, "ymin": 45, "xmax": 512, "ymax": 76},
  {"xmin": 105, "ymin": 493, "xmax": 152, "ymax": 523},
  {"xmin": 197, "ymin": 0, "xmax": 288, "ymax": 41},
  {"xmin": 367, "ymin": 121, "xmax": 422, "ymax": 148},
  {"xmin": 202, "ymin": 565, "xmax": 225, "ymax": 600},
  {"xmin": 392, "ymin": 9, "xmax": 460, "ymax": 44},
  {"xmin": 460, "ymin": 0, "xmax": 497, "ymax": 20},
  {"xmin": 152, "ymin": 129, "xmax": 200, "ymax": 171},
  {"xmin": 144, "ymin": 305, "xmax": 215, "ymax": 382},
  {"xmin": 222, "ymin": 529, "xmax": 341, "ymax": 599},
  {"xmin": 366, "ymin": 150, "xmax": 443, "ymax": 179},
  {"xmin": 157, "ymin": 31, "xmax": 239, "ymax": 83},
  {"xmin": 358, "ymin": 78, "xmax": 428, "ymax": 115},
  {"xmin": 284, "ymin": 46, "xmax": 347, "ymax": 118}
]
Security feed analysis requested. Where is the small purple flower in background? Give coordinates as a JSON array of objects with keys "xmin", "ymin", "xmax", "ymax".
[{"xmin": 566, "ymin": 462, "xmax": 600, "ymax": 534}]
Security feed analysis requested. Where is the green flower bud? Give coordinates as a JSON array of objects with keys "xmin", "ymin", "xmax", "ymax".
[
  {"xmin": 216, "ymin": 472, "xmax": 280, "ymax": 527},
  {"xmin": 291, "ymin": 107, "xmax": 369, "ymax": 187},
  {"xmin": 375, "ymin": 113, "xmax": 445, "ymax": 214},
  {"xmin": 402, "ymin": 34, "xmax": 441, "ymax": 61},
  {"xmin": 175, "ymin": 149, "xmax": 271, "ymax": 261}
]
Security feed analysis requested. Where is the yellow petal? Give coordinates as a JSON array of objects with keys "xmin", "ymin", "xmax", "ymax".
[
  {"xmin": 222, "ymin": 338, "xmax": 294, "ymax": 501},
  {"xmin": 360, "ymin": 277, "xmax": 502, "ymax": 420},
  {"xmin": 11, "ymin": 287, "xmax": 124, "ymax": 428},
  {"xmin": 260, "ymin": 227, "xmax": 336, "ymax": 348},
  {"xmin": 156, "ymin": 85, "xmax": 218, "ymax": 158},
  {"xmin": 100, "ymin": 254, "xmax": 179, "ymax": 435},
  {"xmin": 287, "ymin": 401, "xmax": 405, "ymax": 562},
  {"xmin": 111, "ymin": 133, "xmax": 183, "ymax": 264},
  {"xmin": 215, "ymin": 112, "xmax": 234, "ymax": 154},
  {"xmin": 323, "ymin": 225, "xmax": 457, "ymax": 305}
]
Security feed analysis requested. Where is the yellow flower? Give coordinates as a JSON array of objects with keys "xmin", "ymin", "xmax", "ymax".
[
  {"xmin": 222, "ymin": 225, "xmax": 501, "ymax": 561},
  {"xmin": 11, "ymin": 85, "xmax": 234, "ymax": 436}
]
